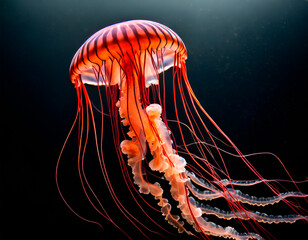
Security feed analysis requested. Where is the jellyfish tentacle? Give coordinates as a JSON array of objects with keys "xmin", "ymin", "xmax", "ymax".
[
  {"xmin": 120, "ymin": 138, "xmax": 188, "ymax": 233},
  {"xmin": 186, "ymin": 178, "xmax": 222, "ymax": 200},
  {"xmin": 218, "ymin": 179, "xmax": 264, "ymax": 187},
  {"xmin": 144, "ymin": 104, "xmax": 264, "ymax": 240},
  {"xmin": 195, "ymin": 217, "xmax": 264, "ymax": 240},
  {"xmin": 119, "ymin": 72, "xmax": 190, "ymax": 234},
  {"xmin": 120, "ymin": 139, "xmax": 162, "ymax": 196},
  {"xmin": 190, "ymin": 196, "xmax": 307, "ymax": 223},
  {"xmin": 187, "ymin": 171, "xmax": 307, "ymax": 206},
  {"xmin": 188, "ymin": 198, "xmax": 264, "ymax": 240},
  {"xmin": 118, "ymin": 83, "xmax": 214, "ymax": 237},
  {"xmin": 228, "ymin": 189, "xmax": 307, "ymax": 206},
  {"xmin": 186, "ymin": 171, "xmax": 220, "ymax": 192},
  {"xmin": 145, "ymin": 103, "xmax": 195, "ymax": 234}
]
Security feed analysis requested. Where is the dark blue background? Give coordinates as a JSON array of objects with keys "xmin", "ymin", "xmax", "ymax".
[{"xmin": 2, "ymin": 0, "xmax": 307, "ymax": 239}]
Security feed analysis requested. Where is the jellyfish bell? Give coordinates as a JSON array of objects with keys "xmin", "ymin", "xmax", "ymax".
[
  {"xmin": 69, "ymin": 20, "xmax": 187, "ymax": 88},
  {"xmin": 57, "ymin": 20, "xmax": 308, "ymax": 240}
]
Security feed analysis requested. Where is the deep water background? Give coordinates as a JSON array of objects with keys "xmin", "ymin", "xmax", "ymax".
[{"xmin": 2, "ymin": 0, "xmax": 308, "ymax": 239}]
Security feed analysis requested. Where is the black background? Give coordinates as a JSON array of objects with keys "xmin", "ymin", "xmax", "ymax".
[{"xmin": 2, "ymin": 0, "xmax": 308, "ymax": 239}]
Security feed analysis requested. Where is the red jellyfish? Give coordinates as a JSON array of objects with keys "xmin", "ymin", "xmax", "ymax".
[{"xmin": 57, "ymin": 20, "xmax": 307, "ymax": 239}]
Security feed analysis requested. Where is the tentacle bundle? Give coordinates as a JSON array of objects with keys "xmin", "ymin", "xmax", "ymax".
[
  {"xmin": 118, "ymin": 63, "xmax": 307, "ymax": 239},
  {"xmin": 187, "ymin": 171, "xmax": 307, "ymax": 207},
  {"xmin": 119, "ymin": 80, "xmax": 189, "ymax": 234}
]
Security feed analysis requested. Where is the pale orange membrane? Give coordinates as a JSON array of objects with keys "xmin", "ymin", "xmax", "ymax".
[{"xmin": 118, "ymin": 70, "xmax": 194, "ymax": 233}]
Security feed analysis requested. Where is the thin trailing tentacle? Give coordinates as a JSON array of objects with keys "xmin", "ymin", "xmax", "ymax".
[
  {"xmin": 218, "ymin": 179, "xmax": 265, "ymax": 187},
  {"xmin": 197, "ymin": 219, "xmax": 264, "ymax": 240},
  {"xmin": 186, "ymin": 178, "xmax": 221, "ymax": 200},
  {"xmin": 190, "ymin": 196, "xmax": 308, "ymax": 224},
  {"xmin": 187, "ymin": 171, "xmax": 307, "ymax": 206},
  {"xmin": 186, "ymin": 171, "xmax": 220, "ymax": 192},
  {"xmin": 226, "ymin": 189, "xmax": 307, "ymax": 207},
  {"xmin": 185, "ymin": 203, "xmax": 264, "ymax": 240}
]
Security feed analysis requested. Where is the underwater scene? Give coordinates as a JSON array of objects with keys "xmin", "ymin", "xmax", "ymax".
[{"xmin": 2, "ymin": 0, "xmax": 308, "ymax": 239}]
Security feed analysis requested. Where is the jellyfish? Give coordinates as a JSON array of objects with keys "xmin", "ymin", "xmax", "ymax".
[{"xmin": 56, "ymin": 20, "xmax": 307, "ymax": 239}]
